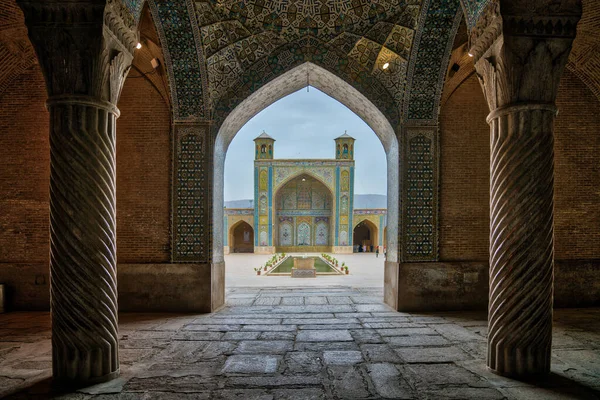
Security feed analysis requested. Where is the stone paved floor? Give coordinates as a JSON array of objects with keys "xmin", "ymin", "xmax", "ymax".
[{"xmin": 1, "ymin": 287, "xmax": 599, "ymax": 399}]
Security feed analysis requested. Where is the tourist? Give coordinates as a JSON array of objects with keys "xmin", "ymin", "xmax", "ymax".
[{"xmin": 376, "ymin": 246, "xmax": 379, "ymax": 258}]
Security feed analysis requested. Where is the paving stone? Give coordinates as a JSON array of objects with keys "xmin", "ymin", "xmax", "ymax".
[
  {"xmin": 360, "ymin": 344, "xmax": 403, "ymax": 363},
  {"xmin": 282, "ymin": 318, "xmax": 359, "ymax": 325},
  {"xmin": 404, "ymin": 363, "xmax": 489, "ymax": 387},
  {"xmin": 199, "ymin": 341, "xmax": 238, "ymax": 359},
  {"xmin": 241, "ymin": 325, "xmax": 297, "ymax": 332},
  {"xmin": 323, "ymin": 350, "xmax": 363, "ymax": 365},
  {"xmin": 498, "ymin": 386, "xmax": 600, "ymax": 400},
  {"xmin": 327, "ymin": 296, "xmax": 352, "ymax": 304},
  {"xmin": 296, "ymin": 330, "xmax": 353, "ymax": 342},
  {"xmin": 194, "ymin": 318, "xmax": 282, "ymax": 325},
  {"xmin": 183, "ymin": 324, "xmax": 241, "ymax": 332},
  {"xmin": 363, "ymin": 322, "xmax": 420, "ymax": 329},
  {"xmin": 234, "ymin": 340, "xmax": 293, "ymax": 354},
  {"xmin": 355, "ymin": 304, "xmax": 394, "ymax": 312},
  {"xmin": 377, "ymin": 327, "xmax": 437, "ymax": 336},
  {"xmin": 294, "ymin": 341, "xmax": 360, "ymax": 352},
  {"xmin": 226, "ymin": 375, "xmax": 321, "ymax": 387},
  {"xmin": 272, "ymin": 388, "xmax": 326, "ymax": 399},
  {"xmin": 423, "ymin": 387, "xmax": 505, "ymax": 399},
  {"xmin": 213, "ymin": 389, "xmax": 273, "ymax": 400},
  {"xmin": 395, "ymin": 346, "xmax": 472, "ymax": 363},
  {"xmin": 222, "ymin": 355, "xmax": 280, "ymax": 374},
  {"xmin": 254, "ymin": 297, "xmax": 282, "ymax": 306},
  {"xmin": 350, "ymin": 329, "xmax": 384, "ymax": 344},
  {"xmin": 433, "ymin": 324, "xmax": 486, "ymax": 342},
  {"xmin": 410, "ymin": 316, "xmax": 448, "ymax": 324},
  {"xmin": 298, "ymin": 324, "xmax": 362, "ymax": 330},
  {"xmin": 259, "ymin": 331, "xmax": 296, "ymax": 341},
  {"xmin": 284, "ymin": 351, "xmax": 323, "ymax": 374},
  {"xmin": 124, "ymin": 375, "xmax": 218, "ymax": 392},
  {"xmin": 226, "ymin": 298, "xmax": 256, "ymax": 306},
  {"xmin": 280, "ymin": 297, "xmax": 304, "ymax": 306},
  {"xmin": 304, "ymin": 297, "xmax": 328, "ymax": 305},
  {"xmin": 222, "ymin": 331, "xmax": 261, "ymax": 341},
  {"xmin": 385, "ymin": 335, "xmax": 450, "ymax": 347},
  {"xmin": 328, "ymin": 365, "xmax": 372, "ymax": 399},
  {"xmin": 334, "ymin": 313, "xmax": 372, "ymax": 318},
  {"xmin": 367, "ymin": 363, "xmax": 414, "ymax": 399},
  {"xmin": 350, "ymin": 296, "xmax": 384, "ymax": 304},
  {"xmin": 173, "ymin": 331, "xmax": 224, "ymax": 341}
]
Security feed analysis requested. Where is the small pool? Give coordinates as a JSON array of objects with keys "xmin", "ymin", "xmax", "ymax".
[{"xmin": 267, "ymin": 257, "xmax": 341, "ymax": 275}]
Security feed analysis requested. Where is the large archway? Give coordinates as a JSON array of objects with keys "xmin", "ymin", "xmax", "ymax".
[
  {"xmin": 353, "ymin": 219, "xmax": 378, "ymax": 253},
  {"xmin": 229, "ymin": 221, "xmax": 254, "ymax": 253},
  {"xmin": 214, "ymin": 62, "xmax": 399, "ymax": 304}
]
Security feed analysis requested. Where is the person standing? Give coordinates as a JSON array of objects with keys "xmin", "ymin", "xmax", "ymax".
[{"xmin": 375, "ymin": 246, "xmax": 379, "ymax": 258}]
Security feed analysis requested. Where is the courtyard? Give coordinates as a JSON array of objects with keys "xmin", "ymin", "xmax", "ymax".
[
  {"xmin": 225, "ymin": 253, "xmax": 385, "ymax": 288},
  {"xmin": 0, "ymin": 286, "xmax": 599, "ymax": 399}
]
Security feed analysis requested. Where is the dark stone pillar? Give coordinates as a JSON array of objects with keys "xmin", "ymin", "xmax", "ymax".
[
  {"xmin": 18, "ymin": 0, "xmax": 136, "ymax": 385},
  {"xmin": 470, "ymin": 0, "xmax": 581, "ymax": 378}
]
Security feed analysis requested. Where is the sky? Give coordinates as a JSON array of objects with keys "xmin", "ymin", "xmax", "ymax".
[{"xmin": 224, "ymin": 87, "xmax": 387, "ymax": 201}]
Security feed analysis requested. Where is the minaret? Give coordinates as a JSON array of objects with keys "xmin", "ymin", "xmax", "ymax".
[
  {"xmin": 334, "ymin": 131, "xmax": 355, "ymax": 160},
  {"xmin": 254, "ymin": 131, "xmax": 275, "ymax": 160}
]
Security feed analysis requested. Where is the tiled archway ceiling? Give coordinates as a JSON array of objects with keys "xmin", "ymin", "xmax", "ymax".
[
  {"xmin": 140, "ymin": 0, "xmax": 471, "ymax": 123},
  {"xmin": 196, "ymin": 0, "xmax": 421, "ymax": 127}
]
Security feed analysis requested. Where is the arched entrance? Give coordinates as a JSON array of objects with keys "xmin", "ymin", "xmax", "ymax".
[
  {"xmin": 214, "ymin": 62, "xmax": 399, "ymax": 305},
  {"xmin": 353, "ymin": 220, "xmax": 378, "ymax": 252},
  {"xmin": 274, "ymin": 173, "xmax": 333, "ymax": 253},
  {"xmin": 230, "ymin": 221, "xmax": 254, "ymax": 253}
]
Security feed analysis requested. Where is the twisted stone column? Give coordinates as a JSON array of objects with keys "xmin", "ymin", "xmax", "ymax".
[
  {"xmin": 470, "ymin": 0, "xmax": 581, "ymax": 379},
  {"xmin": 48, "ymin": 96, "xmax": 120, "ymax": 384},
  {"xmin": 487, "ymin": 103, "xmax": 557, "ymax": 377},
  {"xmin": 18, "ymin": 0, "xmax": 136, "ymax": 385}
]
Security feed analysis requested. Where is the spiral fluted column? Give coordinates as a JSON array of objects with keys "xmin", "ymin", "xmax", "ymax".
[
  {"xmin": 48, "ymin": 97, "xmax": 119, "ymax": 384},
  {"xmin": 486, "ymin": 104, "xmax": 556, "ymax": 377}
]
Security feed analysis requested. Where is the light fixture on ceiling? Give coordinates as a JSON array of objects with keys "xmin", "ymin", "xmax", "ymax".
[
  {"xmin": 136, "ymin": 42, "xmax": 142, "ymax": 50},
  {"xmin": 468, "ymin": 52, "xmax": 473, "ymax": 57},
  {"xmin": 382, "ymin": 62, "xmax": 390, "ymax": 70},
  {"xmin": 302, "ymin": 178, "xmax": 306, "ymax": 182}
]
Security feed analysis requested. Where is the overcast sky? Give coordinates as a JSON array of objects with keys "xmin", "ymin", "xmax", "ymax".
[{"xmin": 224, "ymin": 87, "xmax": 387, "ymax": 201}]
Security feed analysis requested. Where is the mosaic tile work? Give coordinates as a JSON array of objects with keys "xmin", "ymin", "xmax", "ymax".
[
  {"xmin": 173, "ymin": 125, "xmax": 210, "ymax": 262},
  {"xmin": 121, "ymin": 0, "xmax": 145, "ymax": 21},
  {"xmin": 462, "ymin": 0, "xmax": 492, "ymax": 28},
  {"xmin": 212, "ymin": 37, "xmax": 403, "ymax": 128},
  {"xmin": 191, "ymin": 0, "xmax": 422, "ymax": 127},
  {"xmin": 405, "ymin": 0, "xmax": 462, "ymax": 121},
  {"xmin": 404, "ymin": 131, "xmax": 437, "ymax": 261},
  {"xmin": 151, "ymin": 0, "xmax": 206, "ymax": 119}
]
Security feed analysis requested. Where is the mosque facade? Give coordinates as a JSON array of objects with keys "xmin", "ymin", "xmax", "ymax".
[{"xmin": 224, "ymin": 132, "xmax": 387, "ymax": 254}]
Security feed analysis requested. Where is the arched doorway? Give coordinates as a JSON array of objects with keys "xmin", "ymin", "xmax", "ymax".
[
  {"xmin": 230, "ymin": 221, "xmax": 254, "ymax": 253},
  {"xmin": 353, "ymin": 219, "xmax": 378, "ymax": 252},
  {"xmin": 214, "ymin": 62, "xmax": 399, "ymax": 305},
  {"xmin": 274, "ymin": 173, "xmax": 333, "ymax": 253}
]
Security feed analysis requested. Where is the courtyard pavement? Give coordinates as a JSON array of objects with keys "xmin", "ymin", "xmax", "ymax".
[
  {"xmin": 226, "ymin": 253, "xmax": 385, "ymax": 287},
  {"xmin": 1, "ymin": 287, "xmax": 599, "ymax": 399}
]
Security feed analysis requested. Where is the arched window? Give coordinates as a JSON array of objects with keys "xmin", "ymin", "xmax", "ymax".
[{"xmin": 261, "ymin": 144, "xmax": 266, "ymax": 153}]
